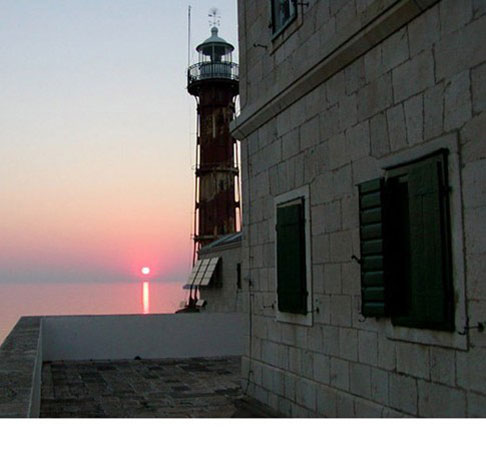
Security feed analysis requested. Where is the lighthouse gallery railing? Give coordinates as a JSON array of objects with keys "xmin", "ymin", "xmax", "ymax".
[{"xmin": 187, "ymin": 61, "xmax": 239, "ymax": 85}]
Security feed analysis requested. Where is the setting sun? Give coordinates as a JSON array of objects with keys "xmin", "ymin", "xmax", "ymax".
[{"xmin": 141, "ymin": 267, "xmax": 151, "ymax": 276}]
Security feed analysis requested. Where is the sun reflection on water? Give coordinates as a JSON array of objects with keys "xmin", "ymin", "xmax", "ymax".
[{"xmin": 142, "ymin": 281, "xmax": 150, "ymax": 314}]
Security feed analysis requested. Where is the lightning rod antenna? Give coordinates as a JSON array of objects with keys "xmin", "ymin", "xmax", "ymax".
[{"xmin": 187, "ymin": 5, "xmax": 192, "ymax": 68}]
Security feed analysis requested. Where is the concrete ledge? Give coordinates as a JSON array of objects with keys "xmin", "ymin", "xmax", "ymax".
[{"xmin": 0, "ymin": 317, "xmax": 43, "ymax": 418}]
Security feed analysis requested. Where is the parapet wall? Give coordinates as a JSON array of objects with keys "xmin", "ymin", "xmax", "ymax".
[
  {"xmin": 42, "ymin": 313, "xmax": 246, "ymax": 361},
  {"xmin": 0, "ymin": 317, "xmax": 43, "ymax": 418}
]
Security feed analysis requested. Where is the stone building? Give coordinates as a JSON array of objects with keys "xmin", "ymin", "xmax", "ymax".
[{"xmin": 231, "ymin": 0, "xmax": 486, "ymax": 417}]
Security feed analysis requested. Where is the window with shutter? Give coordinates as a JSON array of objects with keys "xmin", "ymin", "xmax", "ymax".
[
  {"xmin": 390, "ymin": 153, "xmax": 454, "ymax": 331},
  {"xmin": 276, "ymin": 200, "xmax": 307, "ymax": 315},
  {"xmin": 358, "ymin": 151, "xmax": 454, "ymax": 331},
  {"xmin": 271, "ymin": 0, "xmax": 297, "ymax": 35}
]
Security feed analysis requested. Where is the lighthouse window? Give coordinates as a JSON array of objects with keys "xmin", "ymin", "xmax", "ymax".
[{"xmin": 271, "ymin": 0, "xmax": 297, "ymax": 35}]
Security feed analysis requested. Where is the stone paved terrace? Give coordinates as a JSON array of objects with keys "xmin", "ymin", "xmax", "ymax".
[{"xmin": 41, "ymin": 356, "xmax": 242, "ymax": 418}]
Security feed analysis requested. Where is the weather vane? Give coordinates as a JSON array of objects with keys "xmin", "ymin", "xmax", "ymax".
[{"xmin": 208, "ymin": 7, "xmax": 221, "ymax": 28}]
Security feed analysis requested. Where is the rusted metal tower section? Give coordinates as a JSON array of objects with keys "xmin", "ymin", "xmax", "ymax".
[{"xmin": 187, "ymin": 24, "xmax": 239, "ymax": 257}]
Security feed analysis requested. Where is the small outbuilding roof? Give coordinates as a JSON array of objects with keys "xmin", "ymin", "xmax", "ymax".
[{"xmin": 199, "ymin": 232, "xmax": 242, "ymax": 253}]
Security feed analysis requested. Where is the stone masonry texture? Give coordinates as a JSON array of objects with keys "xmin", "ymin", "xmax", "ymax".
[
  {"xmin": 235, "ymin": 0, "xmax": 486, "ymax": 417},
  {"xmin": 41, "ymin": 357, "xmax": 242, "ymax": 418}
]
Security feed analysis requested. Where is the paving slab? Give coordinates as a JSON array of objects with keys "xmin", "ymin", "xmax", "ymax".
[{"xmin": 40, "ymin": 356, "xmax": 242, "ymax": 418}]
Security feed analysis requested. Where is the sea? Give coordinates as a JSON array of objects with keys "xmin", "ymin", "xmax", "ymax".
[{"xmin": 0, "ymin": 281, "xmax": 186, "ymax": 345}]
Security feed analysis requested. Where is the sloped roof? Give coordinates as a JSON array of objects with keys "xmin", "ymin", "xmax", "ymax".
[{"xmin": 199, "ymin": 232, "xmax": 242, "ymax": 253}]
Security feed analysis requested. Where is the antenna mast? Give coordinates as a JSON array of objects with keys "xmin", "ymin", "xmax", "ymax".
[{"xmin": 187, "ymin": 5, "xmax": 192, "ymax": 67}]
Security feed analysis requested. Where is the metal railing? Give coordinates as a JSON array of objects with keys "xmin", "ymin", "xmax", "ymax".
[{"xmin": 188, "ymin": 61, "xmax": 239, "ymax": 85}]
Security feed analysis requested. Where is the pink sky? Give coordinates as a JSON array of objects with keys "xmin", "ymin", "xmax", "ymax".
[{"xmin": 0, "ymin": 1, "xmax": 238, "ymax": 283}]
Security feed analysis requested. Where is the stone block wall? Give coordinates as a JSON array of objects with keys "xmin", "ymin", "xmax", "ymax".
[{"xmin": 235, "ymin": 0, "xmax": 486, "ymax": 417}]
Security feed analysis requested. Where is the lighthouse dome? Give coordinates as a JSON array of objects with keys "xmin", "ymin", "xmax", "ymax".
[{"xmin": 196, "ymin": 26, "xmax": 235, "ymax": 62}]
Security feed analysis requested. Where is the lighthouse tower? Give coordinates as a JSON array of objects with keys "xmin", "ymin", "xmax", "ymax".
[{"xmin": 187, "ymin": 24, "xmax": 239, "ymax": 256}]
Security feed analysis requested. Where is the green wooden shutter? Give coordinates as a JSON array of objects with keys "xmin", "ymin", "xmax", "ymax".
[
  {"xmin": 358, "ymin": 178, "xmax": 387, "ymax": 317},
  {"xmin": 401, "ymin": 154, "xmax": 453, "ymax": 330},
  {"xmin": 276, "ymin": 201, "xmax": 307, "ymax": 314}
]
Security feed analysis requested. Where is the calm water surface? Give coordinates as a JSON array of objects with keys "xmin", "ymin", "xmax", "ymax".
[{"xmin": 0, "ymin": 282, "xmax": 186, "ymax": 345}]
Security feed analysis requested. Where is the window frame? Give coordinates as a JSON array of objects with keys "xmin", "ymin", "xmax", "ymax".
[
  {"xmin": 363, "ymin": 135, "xmax": 467, "ymax": 350},
  {"xmin": 384, "ymin": 151, "xmax": 454, "ymax": 332},
  {"xmin": 358, "ymin": 151, "xmax": 456, "ymax": 331},
  {"xmin": 270, "ymin": 0, "xmax": 298, "ymax": 38},
  {"xmin": 274, "ymin": 186, "xmax": 313, "ymax": 326}
]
